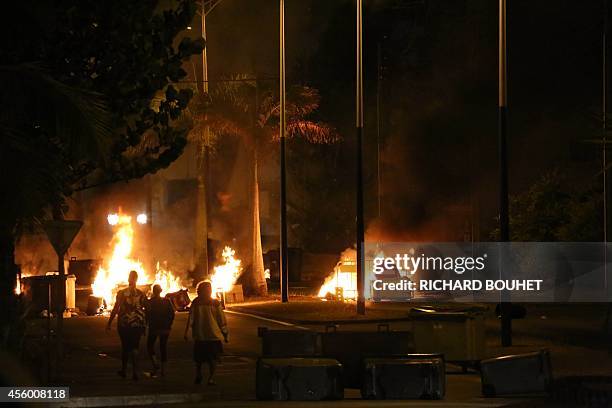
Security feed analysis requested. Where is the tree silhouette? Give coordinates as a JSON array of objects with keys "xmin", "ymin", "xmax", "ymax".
[{"xmin": 186, "ymin": 76, "xmax": 339, "ymax": 294}]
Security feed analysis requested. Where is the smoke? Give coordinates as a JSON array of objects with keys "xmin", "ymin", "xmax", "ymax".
[
  {"xmin": 339, "ymin": 247, "xmax": 356, "ymax": 262},
  {"xmin": 366, "ymin": 206, "xmax": 474, "ymax": 243},
  {"xmin": 14, "ymin": 177, "xmax": 198, "ymax": 283},
  {"xmin": 14, "ymin": 233, "xmax": 55, "ymax": 276}
]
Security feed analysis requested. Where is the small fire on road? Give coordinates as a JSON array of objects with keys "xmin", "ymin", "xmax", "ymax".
[
  {"xmin": 318, "ymin": 248, "xmax": 357, "ymax": 301},
  {"xmin": 209, "ymin": 246, "xmax": 242, "ymax": 298}
]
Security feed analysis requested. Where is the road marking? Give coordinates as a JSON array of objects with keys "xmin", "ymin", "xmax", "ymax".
[{"xmin": 224, "ymin": 310, "xmax": 310, "ymax": 330}]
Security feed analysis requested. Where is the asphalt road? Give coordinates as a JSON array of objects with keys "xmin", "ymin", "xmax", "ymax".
[
  {"xmin": 44, "ymin": 310, "xmax": 541, "ymax": 406},
  {"xmin": 59, "ymin": 309, "xmax": 279, "ymax": 399}
]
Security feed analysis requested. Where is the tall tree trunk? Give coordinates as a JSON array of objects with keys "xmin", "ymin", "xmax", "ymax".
[
  {"xmin": 0, "ymin": 225, "xmax": 16, "ymax": 344},
  {"xmin": 250, "ymin": 147, "xmax": 267, "ymax": 295}
]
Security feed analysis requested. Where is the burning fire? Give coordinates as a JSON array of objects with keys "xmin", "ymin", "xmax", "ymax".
[
  {"xmin": 92, "ymin": 212, "xmax": 183, "ymax": 308},
  {"xmin": 210, "ymin": 246, "xmax": 242, "ymax": 297},
  {"xmin": 154, "ymin": 262, "xmax": 183, "ymax": 296},
  {"xmin": 318, "ymin": 248, "xmax": 357, "ymax": 300},
  {"xmin": 15, "ymin": 271, "xmax": 33, "ymax": 295},
  {"xmin": 15, "ymin": 275, "xmax": 22, "ymax": 295}
]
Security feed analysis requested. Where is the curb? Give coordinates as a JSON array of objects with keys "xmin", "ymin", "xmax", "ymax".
[
  {"xmin": 53, "ymin": 392, "xmax": 219, "ymax": 407},
  {"xmin": 551, "ymin": 376, "xmax": 612, "ymax": 408},
  {"xmin": 226, "ymin": 306, "xmax": 412, "ymax": 325}
]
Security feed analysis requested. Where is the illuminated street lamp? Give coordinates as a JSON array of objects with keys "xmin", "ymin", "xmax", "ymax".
[
  {"xmin": 107, "ymin": 213, "xmax": 119, "ymax": 226},
  {"xmin": 136, "ymin": 213, "xmax": 148, "ymax": 225}
]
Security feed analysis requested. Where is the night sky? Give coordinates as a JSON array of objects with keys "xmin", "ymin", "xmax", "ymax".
[{"xmin": 200, "ymin": 0, "xmax": 607, "ymax": 244}]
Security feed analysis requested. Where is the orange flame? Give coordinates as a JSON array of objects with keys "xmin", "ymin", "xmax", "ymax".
[
  {"xmin": 92, "ymin": 212, "xmax": 183, "ymax": 309},
  {"xmin": 210, "ymin": 246, "xmax": 242, "ymax": 296},
  {"xmin": 318, "ymin": 248, "xmax": 357, "ymax": 300}
]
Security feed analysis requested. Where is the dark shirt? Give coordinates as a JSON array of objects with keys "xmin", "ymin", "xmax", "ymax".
[{"xmin": 147, "ymin": 296, "xmax": 175, "ymax": 332}]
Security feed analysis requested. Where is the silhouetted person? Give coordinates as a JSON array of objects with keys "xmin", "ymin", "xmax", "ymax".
[
  {"xmin": 184, "ymin": 281, "xmax": 228, "ymax": 385},
  {"xmin": 146, "ymin": 284, "xmax": 174, "ymax": 377},
  {"xmin": 106, "ymin": 270, "xmax": 146, "ymax": 381}
]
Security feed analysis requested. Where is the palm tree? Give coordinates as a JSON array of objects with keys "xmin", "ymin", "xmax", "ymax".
[
  {"xmin": 0, "ymin": 63, "xmax": 113, "ymax": 341},
  {"xmin": 0, "ymin": 63, "xmax": 113, "ymax": 237},
  {"xmin": 186, "ymin": 76, "xmax": 339, "ymax": 295}
]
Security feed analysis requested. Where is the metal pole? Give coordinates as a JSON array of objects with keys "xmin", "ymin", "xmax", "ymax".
[
  {"xmin": 376, "ymin": 42, "xmax": 382, "ymax": 219},
  {"xmin": 202, "ymin": 1, "xmax": 209, "ymax": 95},
  {"xmin": 47, "ymin": 281, "xmax": 51, "ymax": 383},
  {"xmin": 498, "ymin": 0, "xmax": 512, "ymax": 347},
  {"xmin": 603, "ymin": 0, "xmax": 612, "ymax": 335},
  {"xmin": 279, "ymin": 0, "xmax": 289, "ymax": 303},
  {"xmin": 603, "ymin": 0, "xmax": 608, "ymax": 291},
  {"xmin": 57, "ymin": 255, "xmax": 65, "ymax": 363},
  {"xmin": 147, "ymin": 174, "xmax": 154, "ymax": 273},
  {"xmin": 195, "ymin": 0, "xmax": 210, "ymax": 279},
  {"xmin": 356, "ymin": 0, "xmax": 366, "ymax": 315}
]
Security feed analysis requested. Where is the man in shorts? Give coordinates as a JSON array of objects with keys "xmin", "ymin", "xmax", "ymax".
[
  {"xmin": 106, "ymin": 270, "xmax": 147, "ymax": 380},
  {"xmin": 184, "ymin": 281, "xmax": 228, "ymax": 385}
]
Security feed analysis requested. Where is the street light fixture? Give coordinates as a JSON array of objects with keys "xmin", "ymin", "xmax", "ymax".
[
  {"xmin": 107, "ymin": 213, "xmax": 119, "ymax": 226},
  {"xmin": 136, "ymin": 213, "xmax": 148, "ymax": 225}
]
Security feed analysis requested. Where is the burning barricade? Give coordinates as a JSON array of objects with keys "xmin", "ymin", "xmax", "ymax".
[
  {"xmin": 90, "ymin": 212, "xmax": 185, "ymax": 313},
  {"xmin": 318, "ymin": 248, "xmax": 357, "ymax": 301},
  {"xmin": 88, "ymin": 211, "xmax": 244, "ymax": 314},
  {"xmin": 210, "ymin": 246, "xmax": 242, "ymax": 297}
]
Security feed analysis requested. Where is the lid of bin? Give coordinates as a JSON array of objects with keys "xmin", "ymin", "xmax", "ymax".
[
  {"xmin": 363, "ymin": 357, "xmax": 441, "ymax": 365},
  {"xmin": 363, "ymin": 353, "xmax": 444, "ymax": 360},
  {"xmin": 259, "ymin": 358, "xmax": 342, "ymax": 367},
  {"xmin": 409, "ymin": 307, "xmax": 483, "ymax": 320},
  {"xmin": 481, "ymin": 349, "xmax": 549, "ymax": 364}
]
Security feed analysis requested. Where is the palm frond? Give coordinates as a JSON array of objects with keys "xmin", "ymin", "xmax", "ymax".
[
  {"xmin": 286, "ymin": 86, "xmax": 321, "ymax": 118},
  {"xmin": 123, "ymin": 130, "xmax": 161, "ymax": 158},
  {"xmin": 181, "ymin": 75, "xmax": 338, "ymax": 146},
  {"xmin": 0, "ymin": 63, "xmax": 114, "ymax": 164},
  {"xmin": 0, "ymin": 124, "xmax": 70, "ymax": 227},
  {"xmin": 269, "ymin": 120, "xmax": 341, "ymax": 144},
  {"xmin": 257, "ymin": 91, "xmax": 278, "ymax": 127}
]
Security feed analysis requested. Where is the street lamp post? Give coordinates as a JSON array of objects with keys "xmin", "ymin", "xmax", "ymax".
[
  {"xmin": 602, "ymin": 0, "xmax": 611, "ymax": 334},
  {"xmin": 356, "ymin": 0, "xmax": 366, "ymax": 315},
  {"xmin": 279, "ymin": 0, "xmax": 289, "ymax": 303},
  {"xmin": 498, "ymin": 0, "xmax": 512, "ymax": 346},
  {"xmin": 194, "ymin": 0, "xmax": 221, "ymax": 281},
  {"xmin": 195, "ymin": 0, "xmax": 223, "ymax": 281}
]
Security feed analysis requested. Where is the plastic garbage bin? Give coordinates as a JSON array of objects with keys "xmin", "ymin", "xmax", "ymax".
[{"xmin": 409, "ymin": 307, "xmax": 486, "ymax": 368}]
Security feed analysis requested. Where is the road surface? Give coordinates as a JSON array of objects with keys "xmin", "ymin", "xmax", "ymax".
[{"xmin": 47, "ymin": 310, "xmax": 539, "ymax": 406}]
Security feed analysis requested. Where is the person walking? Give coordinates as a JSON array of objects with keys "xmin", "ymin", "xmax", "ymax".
[
  {"xmin": 106, "ymin": 270, "xmax": 147, "ymax": 381},
  {"xmin": 146, "ymin": 284, "xmax": 175, "ymax": 377},
  {"xmin": 184, "ymin": 281, "xmax": 228, "ymax": 385}
]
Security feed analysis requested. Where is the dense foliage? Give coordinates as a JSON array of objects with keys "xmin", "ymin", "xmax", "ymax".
[{"xmin": 0, "ymin": 0, "xmax": 202, "ymax": 336}]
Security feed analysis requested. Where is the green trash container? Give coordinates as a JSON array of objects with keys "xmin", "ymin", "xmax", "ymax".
[
  {"xmin": 409, "ymin": 307, "xmax": 486, "ymax": 368},
  {"xmin": 256, "ymin": 357, "xmax": 344, "ymax": 401}
]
